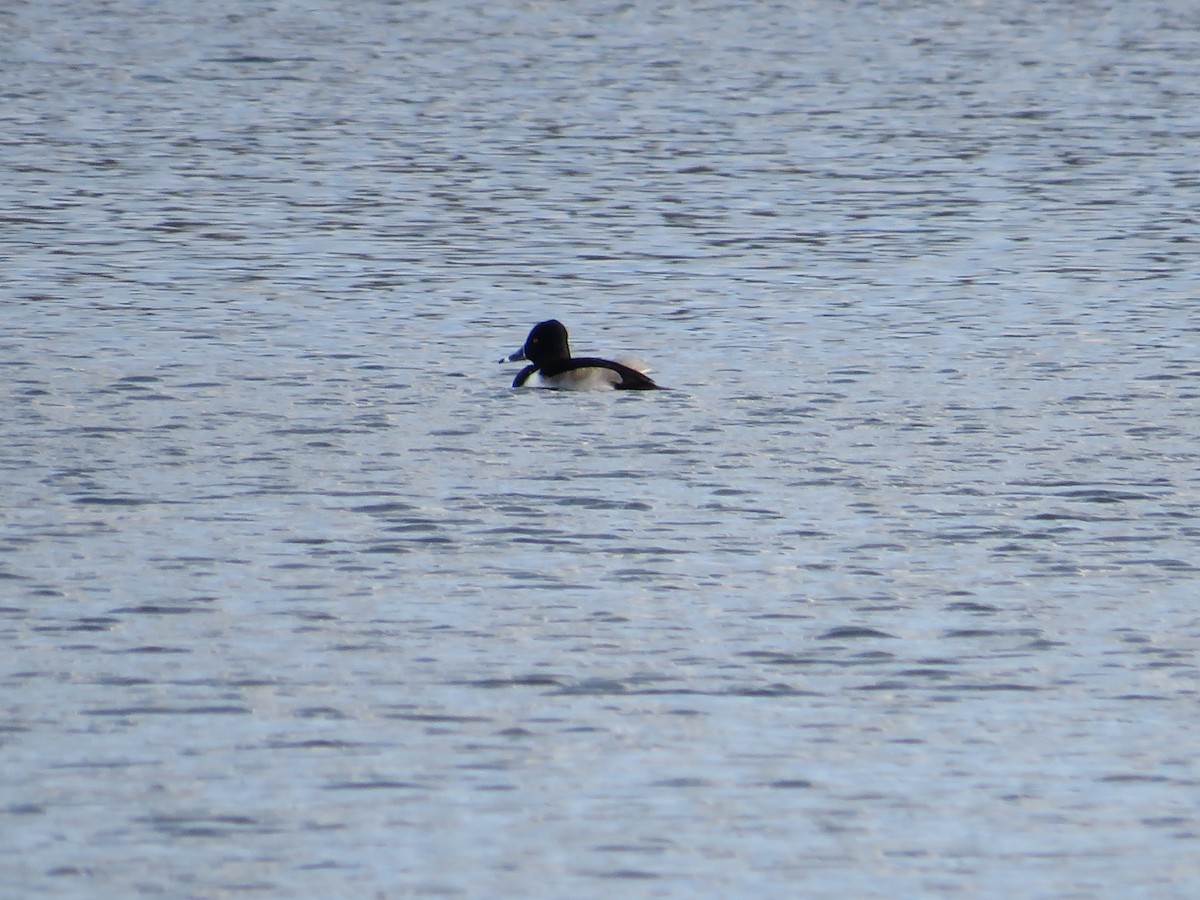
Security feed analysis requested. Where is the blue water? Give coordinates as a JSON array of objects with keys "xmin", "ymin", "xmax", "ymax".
[{"xmin": 4, "ymin": 1, "xmax": 1200, "ymax": 896}]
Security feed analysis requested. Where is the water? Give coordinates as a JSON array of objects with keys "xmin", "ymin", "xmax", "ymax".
[{"xmin": 4, "ymin": 0, "xmax": 1200, "ymax": 896}]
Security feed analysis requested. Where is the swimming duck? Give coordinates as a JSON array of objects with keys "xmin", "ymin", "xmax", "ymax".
[{"xmin": 500, "ymin": 320, "xmax": 660, "ymax": 391}]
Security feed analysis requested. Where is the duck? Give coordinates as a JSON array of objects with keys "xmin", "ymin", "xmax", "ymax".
[{"xmin": 500, "ymin": 320, "xmax": 660, "ymax": 390}]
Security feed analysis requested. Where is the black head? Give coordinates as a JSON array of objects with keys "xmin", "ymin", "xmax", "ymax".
[{"xmin": 515, "ymin": 319, "xmax": 571, "ymax": 366}]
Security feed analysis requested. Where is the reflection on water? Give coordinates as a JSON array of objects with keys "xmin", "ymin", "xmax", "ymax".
[{"xmin": 3, "ymin": 0, "xmax": 1199, "ymax": 895}]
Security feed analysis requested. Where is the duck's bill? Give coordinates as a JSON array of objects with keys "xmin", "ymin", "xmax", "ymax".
[{"xmin": 500, "ymin": 349, "xmax": 527, "ymax": 363}]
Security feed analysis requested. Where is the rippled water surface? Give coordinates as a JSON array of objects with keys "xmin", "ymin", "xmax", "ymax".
[{"xmin": 4, "ymin": 0, "xmax": 1200, "ymax": 896}]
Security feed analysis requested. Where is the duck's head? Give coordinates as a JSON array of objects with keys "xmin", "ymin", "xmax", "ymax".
[{"xmin": 502, "ymin": 319, "xmax": 571, "ymax": 365}]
